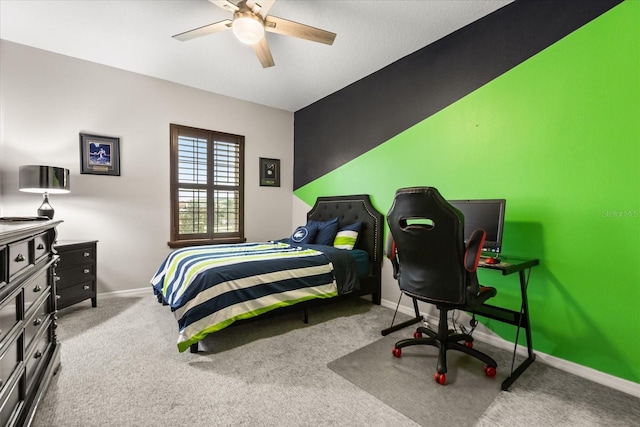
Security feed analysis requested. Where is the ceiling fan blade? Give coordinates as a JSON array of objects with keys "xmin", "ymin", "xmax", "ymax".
[
  {"xmin": 264, "ymin": 15, "xmax": 336, "ymax": 45},
  {"xmin": 208, "ymin": 0, "xmax": 239, "ymax": 12},
  {"xmin": 172, "ymin": 20, "xmax": 232, "ymax": 41},
  {"xmin": 247, "ymin": 0, "xmax": 276, "ymax": 17},
  {"xmin": 252, "ymin": 37, "xmax": 275, "ymax": 68}
]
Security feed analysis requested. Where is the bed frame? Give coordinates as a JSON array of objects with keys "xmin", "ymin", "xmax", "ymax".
[
  {"xmin": 306, "ymin": 194, "xmax": 383, "ymax": 305},
  {"xmin": 177, "ymin": 194, "xmax": 383, "ymax": 353}
]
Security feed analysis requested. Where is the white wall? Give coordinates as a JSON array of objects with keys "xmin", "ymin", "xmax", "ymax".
[{"xmin": 0, "ymin": 40, "xmax": 295, "ymax": 294}]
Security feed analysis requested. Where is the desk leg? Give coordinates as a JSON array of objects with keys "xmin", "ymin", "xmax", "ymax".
[
  {"xmin": 381, "ymin": 297, "xmax": 423, "ymax": 336},
  {"xmin": 502, "ymin": 268, "xmax": 536, "ymax": 391}
]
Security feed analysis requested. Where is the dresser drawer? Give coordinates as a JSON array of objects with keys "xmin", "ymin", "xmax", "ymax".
[
  {"xmin": 8, "ymin": 238, "xmax": 31, "ymax": 281},
  {"xmin": 0, "ymin": 291, "xmax": 19, "ymax": 344},
  {"xmin": 24, "ymin": 293, "xmax": 50, "ymax": 353},
  {"xmin": 0, "ymin": 339, "xmax": 19, "ymax": 392},
  {"xmin": 25, "ymin": 326, "xmax": 51, "ymax": 393},
  {"xmin": 0, "ymin": 371, "xmax": 21, "ymax": 427},
  {"xmin": 33, "ymin": 232, "xmax": 50, "ymax": 263},
  {"xmin": 0, "ymin": 245, "xmax": 6, "ymax": 289},
  {"xmin": 56, "ymin": 246, "xmax": 96, "ymax": 270},
  {"xmin": 57, "ymin": 264, "xmax": 95, "ymax": 289},
  {"xmin": 24, "ymin": 269, "xmax": 48, "ymax": 315}
]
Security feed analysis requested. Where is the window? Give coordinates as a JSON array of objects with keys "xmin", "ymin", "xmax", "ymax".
[{"xmin": 169, "ymin": 124, "xmax": 245, "ymax": 247}]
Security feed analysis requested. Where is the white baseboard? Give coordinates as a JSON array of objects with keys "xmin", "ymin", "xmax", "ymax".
[
  {"xmin": 380, "ymin": 297, "xmax": 640, "ymax": 399},
  {"xmin": 97, "ymin": 287, "xmax": 150, "ymax": 299}
]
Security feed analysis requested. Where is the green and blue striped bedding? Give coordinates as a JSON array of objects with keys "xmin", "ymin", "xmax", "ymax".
[{"xmin": 151, "ymin": 242, "xmax": 364, "ymax": 352}]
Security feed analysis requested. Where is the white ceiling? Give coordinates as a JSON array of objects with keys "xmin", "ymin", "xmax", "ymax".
[{"xmin": 0, "ymin": 0, "xmax": 512, "ymax": 112}]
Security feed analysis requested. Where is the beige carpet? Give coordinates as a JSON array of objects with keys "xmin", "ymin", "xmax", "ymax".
[{"xmin": 32, "ymin": 294, "xmax": 640, "ymax": 426}]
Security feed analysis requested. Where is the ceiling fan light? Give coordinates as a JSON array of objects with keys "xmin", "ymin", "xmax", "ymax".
[{"xmin": 232, "ymin": 15, "xmax": 264, "ymax": 45}]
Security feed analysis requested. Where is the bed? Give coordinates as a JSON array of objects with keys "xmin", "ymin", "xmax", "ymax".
[{"xmin": 151, "ymin": 194, "xmax": 383, "ymax": 353}]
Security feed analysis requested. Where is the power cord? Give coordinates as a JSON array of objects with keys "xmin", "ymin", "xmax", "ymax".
[{"xmin": 458, "ymin": 312, "xmax": 479, "ymax": 337}]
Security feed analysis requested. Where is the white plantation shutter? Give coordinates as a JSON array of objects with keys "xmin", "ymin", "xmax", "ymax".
[{"xmin": 170, "ymin": 124, "xmax": 244, "ymax": 246}]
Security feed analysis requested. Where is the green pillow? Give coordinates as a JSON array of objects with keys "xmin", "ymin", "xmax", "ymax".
[{"xmin": 333, "ymin": 221, "xmax": 362, "ymax": 250}]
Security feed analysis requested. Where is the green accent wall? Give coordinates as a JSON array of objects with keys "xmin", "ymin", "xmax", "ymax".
[{"xmin": 295, "ymin": 2, "xmax": 640, "ymax": 383}]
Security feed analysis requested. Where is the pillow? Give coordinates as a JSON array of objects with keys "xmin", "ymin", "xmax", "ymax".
[
  {"xmin": 289, "ymin": 224, "xmax": 318, "ymax": 244},
  {"xmin": 306, "ymin": 217, "xmax": 339, "ymax": 246},
  {"xmin": 333, "ymin": 221, "xmax": 362, "ymax": 250}
]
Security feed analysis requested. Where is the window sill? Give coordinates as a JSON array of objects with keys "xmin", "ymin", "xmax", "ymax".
[{"xmin": 167, "ymin": 237, "xmax": 246, "ymax": 249}]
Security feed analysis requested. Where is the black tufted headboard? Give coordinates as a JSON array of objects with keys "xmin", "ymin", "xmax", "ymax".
[{"xmin": 306, "ymin": 195, "xmax": 383, "ymax": 265}]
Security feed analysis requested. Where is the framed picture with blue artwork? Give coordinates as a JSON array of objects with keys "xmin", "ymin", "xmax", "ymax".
[
  {"xmin": 80, "ymin": 133, "xmax": 121, "ymax": 176},
  {"xmin": 259, "ymin": 157, "xmax": 280, "ymax": 187}
]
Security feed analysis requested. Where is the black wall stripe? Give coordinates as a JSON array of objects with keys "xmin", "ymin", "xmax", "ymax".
[{"xmin": 293, "ymin": 0, "xmax": 622, "ymax": 190}]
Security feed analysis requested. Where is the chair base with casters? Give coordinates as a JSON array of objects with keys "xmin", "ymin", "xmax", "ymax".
[
  {"xmin": 386, "ymin": 186, "xmax": 500, "ymax": 386},
  {"xmin": 391, "ymin": 302, "xmax": 497, "ymax": 385}
]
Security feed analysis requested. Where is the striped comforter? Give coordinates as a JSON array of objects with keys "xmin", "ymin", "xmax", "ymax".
[{"xmin": 151, "ymin": 242, "xmax": 346, "ymax": 352}]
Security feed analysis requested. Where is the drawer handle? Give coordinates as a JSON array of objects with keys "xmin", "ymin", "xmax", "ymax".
[
  {"xmin": 56, "ymin": 295, "xmax": 61, "ymax": 300},
  {"xmin": 37, "ymin": 243, "xmax": 45, "ymax": 250},
  {"xmin": 84, "ymin": 269, "xmax": 90, "ymax": 274},
  {"xmin": 15, "ymin": 253, "xmax": 25, "ymax": 262},
  {"xmin": 83, "ymin": 285, "xmax": 90, "ymax": 291},
  {"xmin": 34, "ymin": 350, "xmax": 43, "ymax": 359},
  {"xmin": 34, "ymin": 318, "xmax": 42, "ymax": 326},
  {"xmin": 33, "ymin": 285, "xmax": 42, "ymax": 292},
  {"xmin": 83, "ymin": 252, "xmax": 90, "ymax": 257}
]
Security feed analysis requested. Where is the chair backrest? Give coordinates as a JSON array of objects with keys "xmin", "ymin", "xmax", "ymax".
[{"xmin": 387, "ymin": 187, "xmax": 479, "ymax": 306}]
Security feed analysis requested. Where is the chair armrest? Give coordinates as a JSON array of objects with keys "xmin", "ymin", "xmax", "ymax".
[
  {"xmin": 464, "ymin": 229, "xmax": 486, "ymax": 272},
  {"xmin": 386, "ymin": 233, "xmax": 400, "ymax": 279}
]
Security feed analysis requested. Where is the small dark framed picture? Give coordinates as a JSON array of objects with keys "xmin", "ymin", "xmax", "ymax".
[
  {"xmin": 259, "ymin": 157, "xmax": 280, "ymax": 187},
  {"xmin": 80, "ymin": 133, "xmax": 121, "ymax": 176}
]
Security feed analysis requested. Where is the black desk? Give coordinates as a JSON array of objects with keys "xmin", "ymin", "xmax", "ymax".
[{"xmin": 381, "ymin": 257, "xmax": 540, "ymax": 391}]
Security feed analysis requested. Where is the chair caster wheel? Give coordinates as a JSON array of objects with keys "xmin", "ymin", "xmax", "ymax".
[
  {"xmin": 392, "ymin": 347, "xmax": 402, "ymax": 358},
  {"xmin": 484, "ymin": 365, "xmax": 497, "ymax": 377},
  {"xmin": 413, "ymin": 331, "xmax": 423, "ymax": 339},
  {"xmin": 464, "ymin": 340, "xmax": 473, "ymax": 348},
  {"xmin": 434, "ymin": 372, "xmax": 446, "ymax": 385}
]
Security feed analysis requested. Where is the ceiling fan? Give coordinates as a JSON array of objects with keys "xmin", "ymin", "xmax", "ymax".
[{"xmin": 173, "ymin": 0, "xmax": 337, "ymax": 68}]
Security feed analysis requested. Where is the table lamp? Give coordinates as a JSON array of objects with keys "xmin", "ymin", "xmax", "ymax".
[{"xmin": 19, "ymin": 165, "xmax": 70, "ymax": 219}]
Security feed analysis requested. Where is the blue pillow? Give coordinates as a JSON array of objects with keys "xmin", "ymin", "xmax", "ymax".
[
  {"xmin": 290, "ymin": 224, "xmax": 318, "ymax": 244},
  {"xmin": 333, "ymin": 221, "xmax": 362, "ymax": 250},
  {"xmin": 306, "ymin": 217, "xmax": 339, "ymax": 246}
]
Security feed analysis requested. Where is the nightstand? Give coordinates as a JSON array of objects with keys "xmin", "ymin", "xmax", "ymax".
[{"xmin": 54, "ymin": 240, "xmax": 98, "ymax": 310}]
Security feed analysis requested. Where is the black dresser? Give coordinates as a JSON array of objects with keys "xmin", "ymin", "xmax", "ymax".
[
  {"xmin": 54, "ymin": 240, "xmax": 97, "ymax": 310},
  {"xmin": 0, "ymin": 220, "xmax": 61, "ymax": 426}
]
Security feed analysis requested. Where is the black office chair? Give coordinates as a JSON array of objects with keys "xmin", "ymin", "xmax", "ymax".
[{"xmin": 387, "ymin": 186, "xmax": 498, "ymax": 385}]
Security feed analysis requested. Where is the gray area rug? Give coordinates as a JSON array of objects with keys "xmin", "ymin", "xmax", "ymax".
[{"xmin": 328, "ymin": 334, "xmax": 514, "ymax": 427}]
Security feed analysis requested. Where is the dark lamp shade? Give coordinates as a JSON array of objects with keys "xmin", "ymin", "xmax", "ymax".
[{"xmin": 19, "ymin": 165, "xmax": 70, "ymax": 194}]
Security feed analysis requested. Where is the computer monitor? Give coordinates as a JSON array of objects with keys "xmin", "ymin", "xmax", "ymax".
[{"xmin": 448, "ymin": 199, "xmax": 506, "ymax": 256}]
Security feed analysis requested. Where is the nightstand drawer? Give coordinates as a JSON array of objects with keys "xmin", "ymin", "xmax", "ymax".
[
  {"xmin": 56, "ymin": 247, "xmax": 95, "ymax": 270},
  {"xmin": 57, "ymin": 282, "xmax": 94, "ymax": 309},
  {"xmin": 56, "ymin": 264, "xmax": 95, "ymax": 288}
]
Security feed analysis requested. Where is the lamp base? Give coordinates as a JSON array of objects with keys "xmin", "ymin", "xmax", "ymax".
[{"xmin": 37, "ymin": 193, "xmax": 54, "ymax": 219}]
